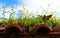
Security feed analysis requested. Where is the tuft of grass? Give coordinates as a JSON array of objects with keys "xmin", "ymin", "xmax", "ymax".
[{"xmin": 0, "ymin": 4, "xmax": 60, "ymax": 31}]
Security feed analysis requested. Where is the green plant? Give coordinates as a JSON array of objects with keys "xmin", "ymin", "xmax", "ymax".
[
  {"xmin": 0, "ymin": 6, "xmax": 18, "ymax": 28},
  {"xmin": 1, "ymin": 6, "xmax": 8, "ymax": 27},
  {"xmin": 0, "ymin": 3, "xmax": 59, "ymax": 31}
]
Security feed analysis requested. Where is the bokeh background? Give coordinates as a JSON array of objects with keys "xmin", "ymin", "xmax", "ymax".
[{"xmin": 0, "ymin": 0, "xmax": 60, "ymax": 18}]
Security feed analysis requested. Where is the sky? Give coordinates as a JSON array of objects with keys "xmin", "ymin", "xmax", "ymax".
[
  {"xmin": 0, "ymin": 0, "xmax": 22, "ymax": 6},
  {"xmin": 0, "ymin": 0, "xmax": 60, "ymax": 18}
]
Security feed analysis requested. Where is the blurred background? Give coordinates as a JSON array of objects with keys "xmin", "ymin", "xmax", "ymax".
[{"xmin": 0, "ymin": 0, "xmax": 60, "ymax": 20}]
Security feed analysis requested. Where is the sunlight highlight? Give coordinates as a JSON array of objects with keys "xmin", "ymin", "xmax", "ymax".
[{"xmin": 22, "ymin": 0, "xmax": 60, "ymax": 17}]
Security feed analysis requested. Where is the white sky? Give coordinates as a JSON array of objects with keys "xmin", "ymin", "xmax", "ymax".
[
  {"xmin": 23, "ymin": 0, "xmax": 60, "ymax": 11},
  {"xmin": 0, "ymin": 0, "xmax": 60, "ymax": 19},
  {"xmin": 22, "ymin": 0, "xmax": 60, "ymax": 17}
]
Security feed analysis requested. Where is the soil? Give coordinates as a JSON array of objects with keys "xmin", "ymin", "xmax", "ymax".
[{"xmin": 53, "ymin": 25, "xmax": 60, "ymax": 32}]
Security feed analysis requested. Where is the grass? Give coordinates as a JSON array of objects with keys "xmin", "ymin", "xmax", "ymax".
[{"xmin": 0, "ymin": 4, "xmax": 60, "ymax": 31}]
